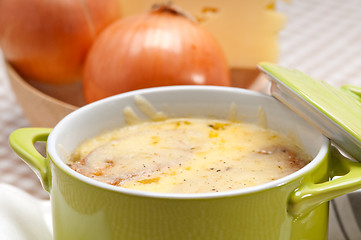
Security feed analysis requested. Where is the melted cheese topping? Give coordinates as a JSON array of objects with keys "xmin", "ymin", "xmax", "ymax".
[{"xmin": 67, "ymin": 118, "xmax": 310, "ymax": 193}]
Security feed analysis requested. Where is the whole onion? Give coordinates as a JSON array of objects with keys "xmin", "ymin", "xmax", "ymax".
[
  {"xmin": 0, "ymin": 0, "xmax": 121, "ymax": 84},
  {"xmin": 83, "ymin": 5, "xmax": 231, "ymax": 103}
]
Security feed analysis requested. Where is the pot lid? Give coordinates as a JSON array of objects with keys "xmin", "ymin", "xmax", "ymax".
[{"xmin": 258, "ymin": 62, "xmax": 361, "ymax": 161}]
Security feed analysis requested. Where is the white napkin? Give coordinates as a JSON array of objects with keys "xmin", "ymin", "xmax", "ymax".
[{"xmin": 0, "ymin": 184, "xmax": 52, "ymax": 240}]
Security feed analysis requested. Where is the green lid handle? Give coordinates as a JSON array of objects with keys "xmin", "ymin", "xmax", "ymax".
[
  {"xmin": 288, "ymin": 146, "xmax": 361, "ymax": 219},
  {"xmin": 341, "ymin": 84, "xmax": 361, "ymax": 102},
  {"xmin": 9, "ymin": 128, "xmax": 53, "ymax": 192}
]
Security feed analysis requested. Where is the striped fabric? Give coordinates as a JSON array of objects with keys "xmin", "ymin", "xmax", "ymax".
[{"xmin": 330, "ymin": 193, "xmax": 361, "ymax": 240}]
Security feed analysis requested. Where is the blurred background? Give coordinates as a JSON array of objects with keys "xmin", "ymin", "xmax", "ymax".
[{"xmin": 278, "ymin": 0, "xmax": 361, "ymax": 86}]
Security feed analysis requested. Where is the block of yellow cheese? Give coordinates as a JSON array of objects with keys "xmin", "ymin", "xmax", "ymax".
[{"xmin": 119, "ymin": 1, "xmax": 285, "ymax": 88}]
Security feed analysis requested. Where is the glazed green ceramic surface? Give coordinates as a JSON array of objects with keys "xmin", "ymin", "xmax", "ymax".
[
  {"xmin": 259, "ymin": 63, "xmax": 361, "ymax": 141},
  {"xmin": 8, "ymin": 86, "xmax": 361, "ymax": 240},
  {"xmin": 10, "ymin": 126, "xmax": 361, "ymax": 240},
  {"xmin": 49, "ymin": 152, "xmax": 329, "ymax": 240},
  {"xmin": 8, "ymin": 128, "xmax": 52, "ymax": 191},
  {"xmin": 259, "ymin": 62, "xmax": 361, "ymax": 160}
]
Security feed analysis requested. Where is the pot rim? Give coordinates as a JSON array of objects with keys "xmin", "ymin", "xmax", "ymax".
[{"xmin": 47, "ymin": 86, "xmax": 330, "ymax": 199}]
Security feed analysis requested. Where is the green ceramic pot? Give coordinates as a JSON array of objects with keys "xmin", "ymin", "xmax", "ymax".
[{"xmin": 9, "ymin": 86, "xmax": 361, "ymax": 240}]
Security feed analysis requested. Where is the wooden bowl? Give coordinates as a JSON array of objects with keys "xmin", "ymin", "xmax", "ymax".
[
  {"xmin": 6, "ymin": 62, "xmax": 268, "ymax": 128},
  {"xmin": 6, "ymin": 63, "xmax": 84, "ymax": 127}
]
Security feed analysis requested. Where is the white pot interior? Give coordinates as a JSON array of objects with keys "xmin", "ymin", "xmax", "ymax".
[{"xmin": 47, "ymin": 86, "xmax": 327, "ymax": 196}]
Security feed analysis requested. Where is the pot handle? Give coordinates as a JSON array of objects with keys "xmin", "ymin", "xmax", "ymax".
[
  {"xmin": 9, "ymin": 128, "xmax": 53, "ymax": 192},
  {"xmin": 288, "ymin": 146, "xmax": 361, "ymax": 219}
]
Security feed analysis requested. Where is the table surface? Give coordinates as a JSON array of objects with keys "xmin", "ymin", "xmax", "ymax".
[{"xmin": 1, "ymin": 0, "xmax": 361, "ymax": 239}]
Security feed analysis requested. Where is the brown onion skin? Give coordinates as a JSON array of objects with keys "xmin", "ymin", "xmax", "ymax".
[
  {"xmin": 83, "ymin": 8, "xmax": 231, "ymax": 103},
  {"xmin": 0, "ymin": 0, "xmax": 121, "ymax": 84}
]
